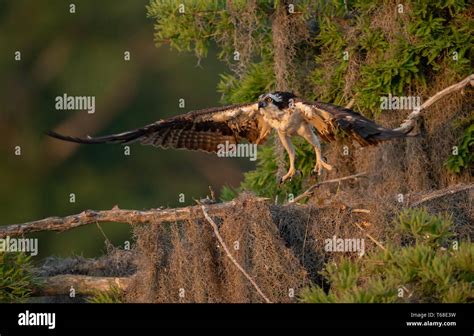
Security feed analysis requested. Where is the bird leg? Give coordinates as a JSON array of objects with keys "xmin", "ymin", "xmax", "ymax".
[
  {"xmin": 277, "ymin": 131, "xmax": 298, "ymax": 184},
  {"xmin": 298, "ymin": 126, "xmax": 333, "ymax": 175}
]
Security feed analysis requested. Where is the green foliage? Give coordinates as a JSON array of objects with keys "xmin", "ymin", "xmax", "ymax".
[
  {"xmin": 219, "ymin": 185, "xmax": 238, "ymax": 202},
  {"xmin": 86, "ymin": 285, "xmax": 125, "ymax": 303},
  {"xmin": 147, "ymin": 0, "xmax": 228, "ymax": 59},
  {"xmin": 446, "ymin": 124, "xmax": 474, "ymax": 174},
  {"xmin": 301, "ymin": 209, "xmax": 473, "ymax": 303},
  {"xmin": 0, "ymin": 252, "xmax": 39, "ymax": 303},
  {"xmin": 147, "ymin": 0, "xmax": 273, "ymax": 62},
  {"xmin": 217, "ymin": 61, "xmax": 275, "ymax": 104},
  {"xmin": 397, "ymin": 208, "xmax": 455, "ymax": 246},
  {"xmin": 241, "ymin": 144, "xmax": 299, "ymax": 199},
  {"xmin": 357, "ymin": 28, "xmax": 388, "ymax": 54},
  {"xmin": 408, "ymin": 0, "xmax": 472, "ymax": 73},
  {"xmin": 357, "ymin": 41, "xmax": 425, "ymax": 110},
  {"xmin": 309, "ymin": 0, "xmax": 473, "ymax": 115}
]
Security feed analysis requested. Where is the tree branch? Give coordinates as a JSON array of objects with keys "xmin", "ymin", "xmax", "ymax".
[
  {"xmin": 0, "ymin": 199, "xmax": 270, "ymax": 238},
  {"xmin": 288, "ymin": 172, "xmax": 367, "ymax": 204},
  {"xmin": 33, "ymin": 274, "xmax": 132, "ymax": 296},
  {"xmin": 394, "ymin": 74, "xmax": 474, "ymax": 133},
  {"xmin": 2, "ymin": 182, "xmax": 470, "ymax": 240},
  {"xmin": 409, "ymin": 183, "xmax": 473, "ymax": 207}
]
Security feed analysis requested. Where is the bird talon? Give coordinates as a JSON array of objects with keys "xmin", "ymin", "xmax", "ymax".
[
  {"xmin": 314, "ymin": 159, "xmax": 333, "ymax": 176},
  {"xmin": 280, "ymin": 169, "xmax": 297, "ymax": 184},
  {"xmin": 281, "ymin": 176, "xmax": 291, "ymax": 183}
]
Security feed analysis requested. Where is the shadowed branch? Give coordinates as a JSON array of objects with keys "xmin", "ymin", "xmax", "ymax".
[
  {"xmin": 395, "ymin": 74, "xmax": 473, "ymax": 133},
  {"xmin": 33, "ymin": 274, "xmax": 132, "ymax": 296},
  {"xmin": 288, "ymin": 172, "xmax": 367, "ymax": 204},
  {"xmin": 0, "ymin": 199, "xmax": 269, "ymax": 239}
]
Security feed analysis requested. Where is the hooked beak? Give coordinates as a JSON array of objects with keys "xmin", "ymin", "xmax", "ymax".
[{"xmin": 258, "ymin": 101, "xmax": 267, "ymax": 109}]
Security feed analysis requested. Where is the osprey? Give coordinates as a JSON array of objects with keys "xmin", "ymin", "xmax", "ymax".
[{"xmin": 47, "ymin": 92, "xmax": 414, "ymax": 183}]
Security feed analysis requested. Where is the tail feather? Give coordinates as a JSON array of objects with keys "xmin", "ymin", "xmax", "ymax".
[
  {"xmin": 372, "ymin": 126, "xmax": 416, "ymax": 142},
  {"xmin": 373, "ymin": 129, "xmax": 413, "ymax": 141},
  {"xmin": 342, "ymin": 118, "xmax": 417, "ymax": 146}
]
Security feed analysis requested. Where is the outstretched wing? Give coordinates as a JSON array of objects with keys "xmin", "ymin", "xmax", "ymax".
[
  {"xmin": 47, "ymin": 102, "xmax": 271, "ymax": 153},
  {"xmin": 295, "ymin": 100, "xmax": 413, "ymax": 146}
]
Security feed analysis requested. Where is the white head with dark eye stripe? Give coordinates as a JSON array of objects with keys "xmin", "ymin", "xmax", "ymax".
[{"xmin": 258, "ymin": 91, "xmax": 297, "ymax": 111}]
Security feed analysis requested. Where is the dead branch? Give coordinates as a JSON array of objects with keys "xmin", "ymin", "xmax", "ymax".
[
  {"xmin": 288, "ymin": 172, "xmax": 367, "ymax": 204},
  {"xmin": 33, "ymin": 250, "xmax": 136, "ymax": 278},
  {"xmin": 351, "ymin": 209, "xmax": 371, "ymax": 214},
  {"xmin": 2, "ymin": 182, "xmax": 470, "ymax": 240},
  {"xmin": 201, "ymin": 205, "xmax": 272, "ymax": 303},
  {"xmin": 409, "ymin": 183, "xmax": 473, "ymax": 207},
  {"xmin": 395, "ymin": 73, "xmax": 474, "ymax": 133},
  {"xmin": 34, "ymin": 274, "xmax": 132, "ymax": 296},
  {"xmin": 0, "ymin": 199, "xmax": 269, "ymax": 238}
]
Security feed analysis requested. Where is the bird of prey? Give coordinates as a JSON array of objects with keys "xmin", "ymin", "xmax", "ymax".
[{"xmin": 47, "ymin": 91, "xmax": 414, "ymax": 183}]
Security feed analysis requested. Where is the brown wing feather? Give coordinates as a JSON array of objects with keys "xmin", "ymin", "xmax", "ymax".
[
  {"xmin": 296, "ymin": 100, "xmax": 413, "ymax": 146},
  {"xmin": 47, "ymin": 102, "xmax": 270, "ymax": 153}
]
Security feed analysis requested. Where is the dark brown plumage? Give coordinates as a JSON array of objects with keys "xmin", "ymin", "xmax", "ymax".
[
  {"xmin": 47, "ymin": 102, "xmax": 269, "ymax": 153},
  {"xmin": 47, "ymin": 91, "xmax": 414, "ymax": 181},
  {"xmin": 296, "ymin": 100, "xmax": 413, "ymax": 146}
]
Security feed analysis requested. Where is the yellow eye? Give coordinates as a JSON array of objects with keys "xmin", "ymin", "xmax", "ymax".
[{"xmin": 265, "ymin": 97, "xmax": 272, "ymax": 103}]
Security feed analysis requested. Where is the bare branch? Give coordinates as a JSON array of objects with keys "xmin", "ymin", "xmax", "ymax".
[
  {"xmin": 409, "ymin": 183, "xmax": 473, "ymax": 207},
  {"xmin": 2, "ymin": 182, "xmax": 470, "ymax": 240},
  {"xmin": 0, "ymin": 199, "xmax": 269, "ymax": 238},
  {"xmin": 288, "ymin": 172, "xmax": 367, "ymax": 204},
  {"xmin": 351, "ymin": 209, "xmax": 371, "ymax": 214},
  {"xmin": 395, "ymin": 74, "xmax": 474, "ymax": 133},
  {"xmin": 34, "ymin": 274, "xmax": 132, "ymax": 296},
  {"xmin": 201, "ymin": 205, "xmax": 272, "ymax": 303}
]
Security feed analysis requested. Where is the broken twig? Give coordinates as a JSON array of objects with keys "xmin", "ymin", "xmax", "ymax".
[
  {"xmin": 34, "ymin": 274, "xmax": 132, "ymax": 296},
  {"xmin": 288, "ymin": 172, "xmax": 367, "ymax": 204}
]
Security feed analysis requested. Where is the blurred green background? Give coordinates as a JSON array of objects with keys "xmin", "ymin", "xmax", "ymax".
[{"xmin": 0, "ymin": 0, "xmax": 254, "ymax": 260}]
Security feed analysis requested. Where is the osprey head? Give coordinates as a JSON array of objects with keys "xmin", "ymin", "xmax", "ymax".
[{"xmin": 258, "ymin": 91, "xmax": 297, "ymax": 110}]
